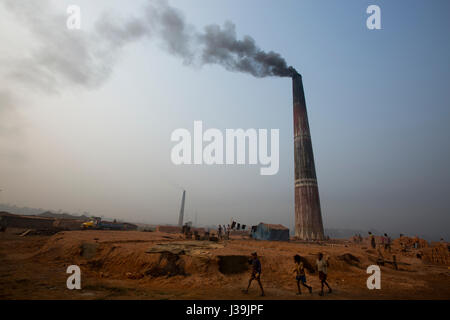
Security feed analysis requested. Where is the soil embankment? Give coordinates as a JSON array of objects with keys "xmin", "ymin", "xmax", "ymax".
[{"xmin": 0, "ymin": 230, "xmax": 449, "ymax": 299}]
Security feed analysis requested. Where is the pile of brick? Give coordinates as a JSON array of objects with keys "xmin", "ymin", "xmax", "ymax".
[{"xmin": 421, "ymin": 244, "xmax": 450, "ymax": 265}]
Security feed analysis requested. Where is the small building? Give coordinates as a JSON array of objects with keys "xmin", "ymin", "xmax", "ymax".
[{"xmin": 251, "ymin": 223, "xmax": 289, "ymax": 241}]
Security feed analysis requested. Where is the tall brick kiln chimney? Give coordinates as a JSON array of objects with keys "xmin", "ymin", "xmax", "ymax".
[
  {"xmin": 292, "ymin": 72, "xmax": 325, "ymax": 240},
  {"xmin": 178, "ymin": 190, "xmax": 186, "ymax": 227}
]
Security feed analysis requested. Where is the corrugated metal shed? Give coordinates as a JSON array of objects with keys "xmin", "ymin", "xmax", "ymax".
[{"xmin": 251, "ymin": 223, "xmax": 289, "ymax": 241}]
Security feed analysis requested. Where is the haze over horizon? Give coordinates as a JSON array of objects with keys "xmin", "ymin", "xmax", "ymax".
[{"xmin": 1, "ymin": 0, "xmax": 449, "ymax": 240}]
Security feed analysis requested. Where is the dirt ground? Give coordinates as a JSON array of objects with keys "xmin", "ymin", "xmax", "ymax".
[{"xmin": 0, "ymin": 229, "xmax": 449, "ymax": 300}]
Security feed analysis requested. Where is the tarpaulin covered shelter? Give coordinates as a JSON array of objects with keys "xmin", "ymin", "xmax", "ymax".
[{"xmin": 251, "ymin": 223, "xmax": 289, "ymax": 241}]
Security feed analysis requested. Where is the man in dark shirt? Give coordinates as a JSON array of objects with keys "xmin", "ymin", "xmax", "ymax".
[
  {"xmin": 243, "ymin": 252, "xmax": 265, "ymax": 296},
  {"xmin": 369, "ymin": 232, "xmax": 376, "ymax": 249},
  {"xmin": 218, "ymin": 225, "xmax": 223, "ymax": 240}
]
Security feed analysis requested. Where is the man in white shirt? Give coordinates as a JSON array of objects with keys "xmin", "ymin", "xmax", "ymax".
[{"xmin": 316, "ymin": 252, "xmax": 332, "ymax": 296}]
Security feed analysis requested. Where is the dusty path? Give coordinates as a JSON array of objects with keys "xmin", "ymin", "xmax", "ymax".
[{"xmin": 0, "ymin": 231, "xmax": 449, "ymax": 300}]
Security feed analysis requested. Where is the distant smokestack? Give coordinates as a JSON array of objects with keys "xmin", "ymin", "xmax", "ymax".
[
  {"xmin": 292, "ymin": 73, "xmax": 325, "ymax": 240},
  {"xmin": 178, "ymin": 190, "xmax": 186, "ymax": 226}
]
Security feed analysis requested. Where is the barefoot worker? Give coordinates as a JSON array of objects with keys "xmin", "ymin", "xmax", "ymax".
[
  {"xmin": 218, "ymin": 225, "xmax": 223, "ymax": 240},
  {"xmin": 369, "ymin": 232, "xmax": 376, "ymax": 249},
  {"xmin": 316, "ymin": 253, "xmax": 332, "ymax": 296},
  {"xmin": 384, "ymin": 233, "xmax": 392, "ymax": 253},
  {"xmin": 293, "ymin": 254, "xmax": 312, "ymax": 295},
  {"xmin": 243, "ymin": 252, "xmax": 265, "ymax": 296}
]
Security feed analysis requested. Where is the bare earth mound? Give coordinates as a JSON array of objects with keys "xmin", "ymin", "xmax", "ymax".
[{"xmin": 0, "ymin": 230, "xmax": 449, "ymax": 300}]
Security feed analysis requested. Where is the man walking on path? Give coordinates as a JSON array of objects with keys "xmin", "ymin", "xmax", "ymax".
[
  {"xmin": 243, "ymin": 252, "xmax": 265, "ymax": 296},
  {"xmin": 316, "ymin": 253, "xmax": 332, "ymax": 296},
  {"xmin": 293, "ymin": 255, "xmax": 312, "ymax": 295},
  {"xmin": 218, "ymin": 225, "xmax": 223, "ymax": 240},
  {"xmin": 384, "ymin": 233, "xmax": 392, "ymax": 252},
  {"xmin": 369, "ymin": 232, "xmax": 376, "ymax": 249}
]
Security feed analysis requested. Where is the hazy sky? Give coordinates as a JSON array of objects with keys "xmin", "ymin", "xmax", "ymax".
[{"xmin": 0, "ymin": 0, "xmax": 449, "ymax": 239}]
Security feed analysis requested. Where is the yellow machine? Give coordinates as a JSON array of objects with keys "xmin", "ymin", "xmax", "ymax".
[
  {"xmin": 81, "ymin": 220, "xmax": 97, "ymax": 229},
  {"xmin": 81, "ymin": 217, "xmax": 127, "ymax": 230}
]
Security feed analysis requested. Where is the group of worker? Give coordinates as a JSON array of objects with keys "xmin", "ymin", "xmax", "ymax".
[
  {"xmin": 217, "ymin": 224, "xmax": 231, "ymax": 240},
  {"xmin": 368, "ymin": 231, "xmax": 392, "ymax": 252},
  {"xmin": 243, "ymin": 251, "xmax": 332, "ymax": 297}
]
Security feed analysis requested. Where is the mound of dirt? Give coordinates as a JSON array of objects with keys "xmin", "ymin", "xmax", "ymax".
[
  {"xmin": 145, "ymin": 252, "xmax": 187, "ymax": 277},
  {"xmin": 3, "ymin": 230, "xmax": 450, "ymax": 299},
  {"xmin": 29, "ymin": 230, "xmax": 449, "ymax": 295},
  {"xmin": 217, "ymin": 255, "xmax": 249, "ymax": 274},
  {"xmin": 337, "ymin": 253, "xmax": 361, "ymax": 267},
  {"xmin": 80, "ymin": 243, "xmax": 98, "ymax": 259},
  {"xmin": 145, "ymin": 241, "xmax": 224, "ymax": 256}
]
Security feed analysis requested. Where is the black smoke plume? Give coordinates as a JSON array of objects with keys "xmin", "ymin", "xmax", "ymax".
[
  {"xmin": 145, "ymin": 0, "xmax": 297, "ymax": 78},
  {"xmin": 1, "ymin": 0, "xmax": 297, "ymax": 95}
]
